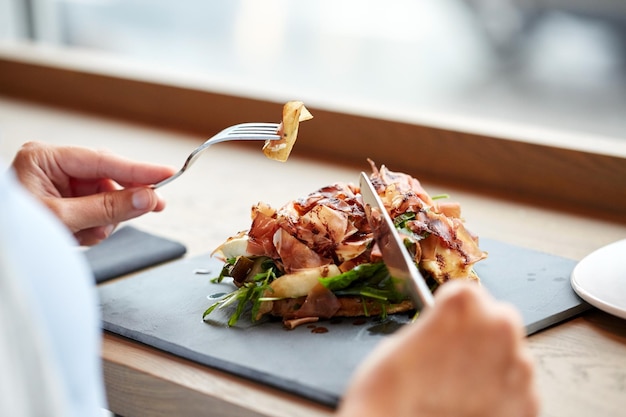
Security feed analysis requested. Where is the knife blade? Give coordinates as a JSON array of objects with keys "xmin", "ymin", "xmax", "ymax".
[{"xmin": 359, "ymin": 172, "xmax": 435, "ymax": 310}]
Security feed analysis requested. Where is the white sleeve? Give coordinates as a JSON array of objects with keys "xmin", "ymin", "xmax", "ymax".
[
  {"xmin": 0, "ymin": 165, "xmax": 106, "ymax": 417},
  {"xmin": 0, "ymin": 243, "xmax": 69, "ymax": 417}
]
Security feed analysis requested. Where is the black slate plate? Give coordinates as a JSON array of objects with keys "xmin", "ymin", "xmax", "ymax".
[{"xmin": 98, "ymin": 238, "xmax": 589, "ymax": 407}]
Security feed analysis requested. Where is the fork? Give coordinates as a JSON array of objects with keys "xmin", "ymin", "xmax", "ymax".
[{"xmin": 152, "ymin": 122, "xmax": 281, "ymax": 188}]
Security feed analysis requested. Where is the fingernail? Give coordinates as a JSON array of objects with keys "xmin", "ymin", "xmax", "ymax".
[
  {"xmin": 103, "ymin": 224, "xmax": 115, "ymax": 237},
  {"xmin": 132, "ymin": 189, "xmax": 152, "ymax": 210}
]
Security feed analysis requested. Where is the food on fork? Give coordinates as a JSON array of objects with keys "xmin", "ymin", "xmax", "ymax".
[
  {"xmin": 153, "ymin": 101, "xmax": 306, "ymax": 189},
  {"xmin": 263, "ymin": 101, "xmax": 313, "ymax": 162},
  {"xmin": 203, "ymin": 160, "xmax": 487, "ymax": 328}
]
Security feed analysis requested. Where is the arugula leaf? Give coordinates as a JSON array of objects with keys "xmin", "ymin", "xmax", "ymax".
[
  {"xmin": 393, "ymin": 212, "xmax": 416, "ymax": 228},
  {"xmin": 203, "ymin": 259, "xmax": 279, "ymax": 326},
  {"xmin": 318, "ymin": 262, "xmax": 387, "ymax": 291},
  {"xmin": 211, "ymin": 257, "xmax": 237, "ymax": 283},
  {"xmin": 431, "ymin": 193, "xmax": 450, "ymax": 200},
  {"xmin": 320, "ymin": 262, "xmax": 407, "ymax": 304}
]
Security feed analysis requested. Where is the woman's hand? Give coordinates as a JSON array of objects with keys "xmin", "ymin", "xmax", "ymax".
[
  {"xmin": 11, "ymin": 141, "xmax": 176, "ymax": 246},
  {"xmin": 337, "ymin": 280, "xmax": 539, "ymax": 417}
]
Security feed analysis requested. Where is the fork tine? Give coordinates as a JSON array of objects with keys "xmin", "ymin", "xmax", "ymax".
[
  {"xmin": 233, "ymin": 122, "xmax": 280, "ymax": 129},
  {"xmin": 227, "ymin": 133, "xmax": 281, "ymax": 140},
  {"xmin": 229, "ymin": 124, "xmax": 280, "ymax": 133},
  {"xmin": 231, "ymin": 127, "xmax": 280, "ymax": 134},
  {"xmin": 228, "ymin": 123, "xmax": 281, "ymax": 139}
]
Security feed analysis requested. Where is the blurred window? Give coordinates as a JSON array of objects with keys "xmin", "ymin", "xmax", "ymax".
[{"xmin": 2, "ymin": 0, "xmax": 626, "ymax": 139}]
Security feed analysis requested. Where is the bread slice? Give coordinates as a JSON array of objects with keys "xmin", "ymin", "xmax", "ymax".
[{"xmin": 268, "ymin": 296, "xmax": 414, "ymax": 319}]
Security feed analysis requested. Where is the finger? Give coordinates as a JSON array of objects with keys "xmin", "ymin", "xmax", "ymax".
[
  {"xmin": 74, "ymin": 224, "xmax": 117, "ymax": 246},
  {"xmin": 67, "ymin": 177, "xmax": 119, "ymax": 200},
  {"xmin": 420, "ymin": 281, "xmax": 486, "ymax": 332},
  {"xmin": 53, "ymin": 145, "xmax": 176, "ymax": 185},
  {"xmin": 434, "ymin": 279, "xmax": 489, "ymax": 305},
  {"xmin": 497, "ymin": 347, "xmax": 540, "ymax": 417},
  {"xmin": 48, "ymin": 187, "xmax": 163, "ymax": 233},
  {"xmin": 493, "ymin": 301, "xmax": 526, "ymax": 340}
]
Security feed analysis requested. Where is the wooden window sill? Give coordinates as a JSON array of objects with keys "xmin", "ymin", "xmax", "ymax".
[{"xmin": 1, "ymin": 41, "xmax": 624, "ymax": 219}]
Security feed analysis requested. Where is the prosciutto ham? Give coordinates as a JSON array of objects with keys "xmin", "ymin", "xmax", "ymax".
[
  {"xmin": 246, "ymin": 183, "xmax": 370, "ymax": 273},
  {"xmin": 235, "ymin": 160, "xmax": 485, "ymax": 282},
  {"xmin": 208, "ymin": 160, "xmax": 487, "ymax": 327}
]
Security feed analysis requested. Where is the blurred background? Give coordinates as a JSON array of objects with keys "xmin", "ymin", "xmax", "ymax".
[{"xmin": 1, "ymin": 0, "xmax": 625, "ymax": 140}]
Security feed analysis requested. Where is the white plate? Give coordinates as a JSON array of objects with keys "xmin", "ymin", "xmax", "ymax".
[{"xmin": 571, "ymin": 239, "xmax": 626, "ymax": 320}]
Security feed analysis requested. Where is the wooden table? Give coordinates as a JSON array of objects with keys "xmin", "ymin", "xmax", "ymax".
[{"xmin": 1, "ymin": 96, "xmax": 625, "ymax": 417}]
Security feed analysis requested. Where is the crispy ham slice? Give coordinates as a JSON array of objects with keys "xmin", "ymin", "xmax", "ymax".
[
  {"xmin": 292, "ymin": 283, "xmax": 341, "ymax": 319},
  {"xmin": 274, "ymin": 229, "xmax": 332, "ymax": 272},
  {"xmin": 246, "ymin": 202, "xmax": 280, "ymax": 258},
  {"xmin": 263, "ymin": 101, "xmax": 313, "ymax": 162},
  {"xmin": 246, "ymin": 183, "xmax": 371, "ymax": 274},
  {"xmin": 368, "ymin": 159, "xmax": 486, "ymax": 283}
]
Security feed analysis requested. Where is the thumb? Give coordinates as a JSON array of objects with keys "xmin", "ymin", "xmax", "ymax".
[{"xmin": 51, "ymin": 187, "xmax": 161, "ymax": 233}]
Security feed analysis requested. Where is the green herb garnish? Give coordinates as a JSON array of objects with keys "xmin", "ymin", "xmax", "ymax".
[{"xmin": 203, "ymin": 260, "xmax": 279, "ymax": 326}]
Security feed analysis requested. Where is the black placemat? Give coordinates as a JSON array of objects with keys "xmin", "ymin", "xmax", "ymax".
[
  {"xmin": 98, "ymin": 238, "xmax": 589, "ymax": 407},
  {"xmin": 85, "ymin": 225, "xmax": 186, "ymax": 283}
]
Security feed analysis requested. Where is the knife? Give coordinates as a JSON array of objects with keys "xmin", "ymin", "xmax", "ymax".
[{"xmin": 359, "ymin": 172, "xmax": 435, "ymax": 311}]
